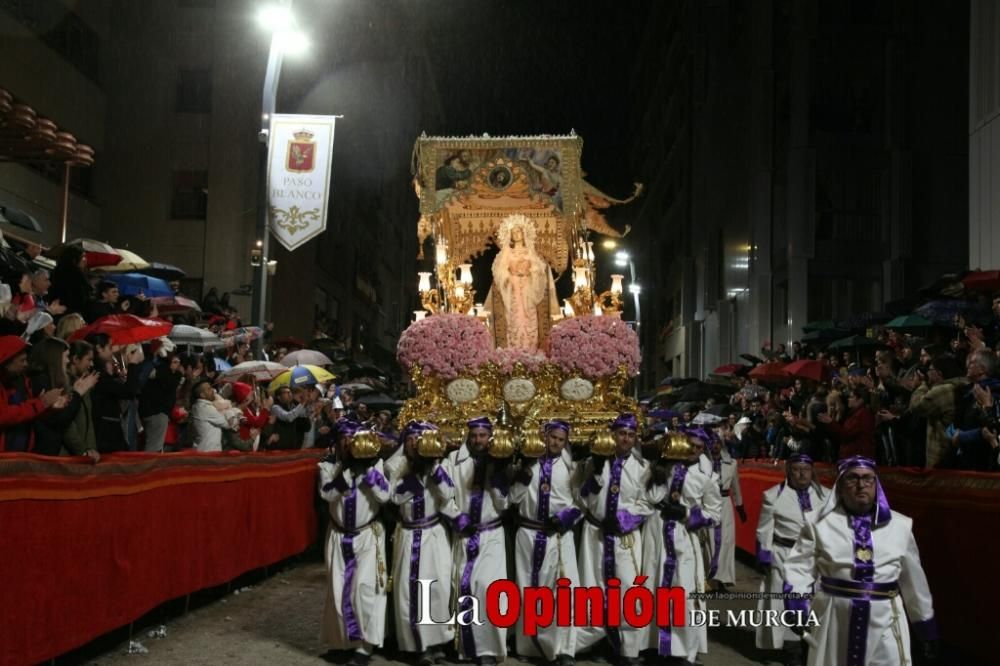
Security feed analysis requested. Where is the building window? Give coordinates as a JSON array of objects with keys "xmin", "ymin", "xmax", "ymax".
[
  {"xmin": 176, "ymin": 68, "xmax": 212, "ymax": 113},
  {"xmin": 170, "ymin": 170, "xmax": 208, "ymax": 220}
]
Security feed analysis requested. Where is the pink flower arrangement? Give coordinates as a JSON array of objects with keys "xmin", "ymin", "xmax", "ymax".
[
  {"xmin": 548, "ymin": 315, "xmax": 640, "ymax": 378},
  {"xmin": 397, "ymin": 313, "xmax": 492, "ymax": 379},
  {"xmin": 489, "ymin": 347, "xmax": 548, "ymax": 374}
]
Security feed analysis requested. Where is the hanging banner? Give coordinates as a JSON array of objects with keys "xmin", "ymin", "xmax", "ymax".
[{"xmin": 267, "ymin": 114, "xmax": 338, "ymax": 251}]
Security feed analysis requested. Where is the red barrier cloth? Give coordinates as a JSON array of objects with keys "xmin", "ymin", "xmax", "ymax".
[
  {"xmin": 735, "ymin": 460, "xmax": 1000, "ymax": 663},
  {"xmin": 0, "ymin": 450, "xmax": 322, "ymax": 665}
]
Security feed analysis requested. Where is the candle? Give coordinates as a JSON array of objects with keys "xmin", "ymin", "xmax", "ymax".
[
  {"xmin": 610, "ymin": 274, "xmax": 624, "ymax": 295},
  {"xmin": 417, "ymin": 272, "xmax": 432, "ymax": 292},
  {"xmin": 413, "ymin": 310, "xmax": 427, "ymax": 322},
  {"xmin": 459, "ymin": 263, "xmax": 473, "ymax": 285}
]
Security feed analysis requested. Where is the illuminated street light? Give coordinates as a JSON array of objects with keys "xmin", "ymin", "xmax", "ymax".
[
  {"xmin": 602, "ymin": 239, "xmax": 618, "ymax": 250},
  {"xmin": 257, "ymin": 5, "xmax": 294, "ymax": 30},
  {"xmin": 628, "ymin": 283, "xmax": 641, "ymax": 295},
  {"xmin": 615, "ymin": 250, "xmax": 629, "ymax": 267}
]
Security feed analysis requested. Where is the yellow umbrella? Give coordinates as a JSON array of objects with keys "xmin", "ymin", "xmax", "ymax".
[
  {"xmin": 267, "ymin": 364, "xmax": 336, "ymax": 393},
  {"xmin": 96, "ymin": 248, "xmax": 150, "ymax": 273}
]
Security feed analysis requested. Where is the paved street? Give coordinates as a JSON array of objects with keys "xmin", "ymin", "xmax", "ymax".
[{"xmin": 86, "ymin": 558, "xmax": 782, "ymax": 665}]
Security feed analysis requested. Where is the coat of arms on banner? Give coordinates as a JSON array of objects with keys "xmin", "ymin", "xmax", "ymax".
[{"xmin": 286, "ymin": 130, "xmax": 316, "ymax": 173}]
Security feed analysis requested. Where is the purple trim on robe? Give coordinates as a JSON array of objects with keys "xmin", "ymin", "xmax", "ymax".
[
  {"xmin": 340, "ymin": 477, "xmax": 363, "ymax": 642},
  {"xmin": 616, "ymin": 509, "xmax": 646, "ymax": 534},
  {"xmin": 396, "ymin": 473, "xmax": 422, "ymax": 497},
  {"xmin": 602, "ymin": 456, "xmax": 625, "ymax": 653},
  {"xmin": 362, "ymin": 467, "xmax": 389, "ymax": 492},
  {"xmin": 782, "ymin": 581, "xmax": 810, "ymax": 614},
  {"xmin": 528, "ymin": 455, "xmax": 554, "ymax": 657},
  {"xmin": 554, "ymin": 506, "xmax": 582, "ymax": 530},
  {"xmin": 756, "ymin": 539, "xmax": 773, "ymax": 566},
  {"xmin": 458, "ymin": 457, "xmax": 488, "ymax": 657},
  {"xmin": 796, "ymin": 487, "xmax": 813, "ymax": 512},
  {"xmin": 687, "ymin": 506, "xmax": 713, "ymax": 531},
  {"xmin": 911, "ymin": 617, "xmax": 940, "ymax": 642},
  {"xmin": 658, "ymin": 463, "xmax": 687, "ymax": 656},
  {"xmin": 846, "ymin": 514, "xmax": 874, "ymax": 666},
  {"xmin": 452, "ymin": 513, "xmax": 472, "ymax": 534},
  {"xmin": 431, "ymin": 464, "xmax": 454, "ymax": 487},
  {"xmin": 407, "ymin": 481, "xmax": 426, "ymax": 651}
]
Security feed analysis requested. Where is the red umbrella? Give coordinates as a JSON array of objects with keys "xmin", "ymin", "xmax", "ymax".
[
  {"xmin": 43, "ymin": 238, "xmax": 122, "ymax": 268},
  {"xmin": 713, "ymin": 363, "xmax": 745, "ymax": 375},
  {"xmin": 151, "ymin": 295, "xmax": 201, "ymax": 315},
  {"xmin": 783, "ymin": 359, "xmax": 828, "ymax": 383},
  {"xmin": 69, "ymin": 314, "xmax": 173, "ymax": 345},
  {"xmin": 748, "ymin": 361, "xmax": 791, "ymax": 385},
  {"xmin": 962, "ymin": 270, "xmax": 1000, "ymax": 293}
]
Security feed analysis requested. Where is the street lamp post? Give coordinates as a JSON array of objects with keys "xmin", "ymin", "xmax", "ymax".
[{"xmin": 616, "ymin": 251, "xmax": 642, "ymax": 399}]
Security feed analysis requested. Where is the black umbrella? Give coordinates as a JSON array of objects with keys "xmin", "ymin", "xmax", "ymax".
[
  {"xmin": 705, "ymin": 404, "xmax": 736, "ymax": 417},
  {"xmin": 673, "ymin": 381, "xmax": 737, "ymax": 403},
  {"xmin": 354, "ymin": 393, "xmax": 402, "ymax": 410},
  {"xmin": 828, "ymin": 335, "xmax": 885, "ymax": 351},
  {"xmin": 740, "ymin": 353, "xmax": 764, "ymax": 365},
  {"xmin": 0, "ymin": 205, "xmax": 43, "ymax": 233},
  {"xmin": 138, "ymin": 262, "xmax": 186, "ymax": 281},
  {"xmin": 801, "ymin": 328, "xmax": 850, "ymax": 343}
]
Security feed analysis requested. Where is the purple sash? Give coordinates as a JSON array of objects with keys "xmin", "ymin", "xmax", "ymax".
[
  {"xmin": 658, "ymin": 464, "xmax": 687, "ymax": 656},
  {"xmin": 797, "ymin": 487, "xmax": 813, "ymax": 512},
  {"xmin": 602, "ymin": 456, "xmax": 626, "ymax": 652},
  {"xmin": 846, "ymin": 514, "xmax": 874, "ymax": 666},
  {"xmin": 340, "ymin": 474, "xmax": 363, "ymax": 642},
  {"xmin": 458, "ymin": 457, "xmax": 488, "ymax": 657},
  {"xmin": 407, "ymin": 474, "xmax": 426, "ymax": 651},
  {"xmin": 528, "ymin": 455, "xmax": 555, "ymax": 656}
]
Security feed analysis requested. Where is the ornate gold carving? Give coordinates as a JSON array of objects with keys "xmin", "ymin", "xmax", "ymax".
[{"xmin": 399, "ymin": 362, "xmax": 638, "ymax": 457}]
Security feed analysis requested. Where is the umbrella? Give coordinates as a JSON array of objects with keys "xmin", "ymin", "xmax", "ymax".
[
  {"xmin": 213, "ymin": 357, "xmax": 232, "ymax": 372},
  {"xmin": 748, "ymin": 361, "xmax": 791, "ymax": 385},
  {"xmin": 801, "ymin": 328, "xmax": 849, "ymax": 343},
  {"xmin": 885, "ymin": 314, "xmax": 934, "ymax": 332},
  {"xmin": 69, "ymin": 314, "xmax": 172, "ymax": 345},
  {"xmin": 223, "ymin": 326, "xmax": 264, "ymax": 345},
  {"xmin": 280, "ymin": 349, "xmax": 333, "ymax": 367},
  {"xmin": 658, "ymin": 376, "xmax": 697, "ymax": 387},
  {"xmin": 95, "ymin": 249, "xmax": 150, "ymax": 273},
  {"xmin": 828, "ymin": 335, "xmax": 885, "ymax": 351},
  {"xmin": 169, "ymin": 324, "xmax": 224, "ymax": 349},
  {"xmin": 0, "ymin": 245, "xmax": 33, "ymax": 281},
  {"xmin": 103, "ymin": 273, "xmax": 173, "ymax": 298},
  {"xmin": 914, "ymin": 300, "xmax": 992, "ymax": 326},
  {"xmin": 268, "ymin": 364, "xmax": 336, "ymax": 392},
  {"xmin": 273, "ymin": 336, "xmax": 306, "ymax": 350},
  {"xmin": 138, "ymin": 262, "xmax": 186, "ymax": 281},
  {"xmin": 339, "ymin": 381, "xmax": 376, "ymax": 394},
  {"xmin": 802, "ymin": 320, "xmax": 838, "ymax": 333},
  {"xmin": 692, "ymin": 412, "xmax": 724, "ymax": 426},
  {"xmin": 712, "ymin": 364, "xmax": 745, "ymax": 375},
  {"xmin": 740, "ymin": 353, "xmax": 764, "ymax": 365},
  {"xmin": 353, "ymin": 393, "xmax": 402, "ymax": 409},
  {"xmin": 44, "ymin": 238, "xmax": 121, "ymax": 268},
  {"xmin": 962, "ymin": 270, "xmax": 1000, "ymax": 293},
  {"xmin": 704, "ymin": 404, "xmax": 736, "ymax": 417},
  {"xmin": 672, "ymin": 381, "xmax": 736, "ymax": 403},
  {"xmin": 151, "ymin": 295, "xmax": 200, "ymax": 315},
  {"xmin": 219, "ymin": 360, "xmax": 287, "ymax": 382},
  {"xmin": 736, "ymin": 384, "xmax": 768, "ymax": 401},
  {"xmin": 648, "ymin": 408, "xmax": 680, "ymax": 420},
  {"xmin": 0, "ymin": 204, "xmax": 42, "ymax": 232},
  {"xmin": 782, "ymin": 359, "xmax": 828, "ymax": 383}
]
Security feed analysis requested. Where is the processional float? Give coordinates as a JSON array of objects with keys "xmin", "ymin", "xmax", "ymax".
[{"xmin": 396, "ymin": 133, "xmax": 644, "ymax": 456}]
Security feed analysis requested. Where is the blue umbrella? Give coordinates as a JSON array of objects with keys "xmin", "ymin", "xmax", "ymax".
[
  {"xmin": 105, "ymin": 273, "xmax": 173, "ymax": 298},
  {"xmin": 914, "ymin": 300, "xmax": 992, "ymax": 327}
]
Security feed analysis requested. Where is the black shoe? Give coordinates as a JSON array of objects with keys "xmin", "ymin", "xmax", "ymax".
[
  {"xmin": 429, "ymin": 645, "xmax": 447, "ymax": 664},
  {"xmin": 345, "ymin": 653, "xmax": 371, "ymax": 666},
  {"xmin": 556, "ymin": 656, "xmax": 576, "ymax": 666},
  {"xmin": 476, "ymin": 657, "xmax": 498, "ymax": 666},
  {"xmin": 616, "ymin": 658, "xmax": 642, "ymax": 666},
  {"xmin": 417, "ymin": 652, "xmax": 435, "ymax": 666}
]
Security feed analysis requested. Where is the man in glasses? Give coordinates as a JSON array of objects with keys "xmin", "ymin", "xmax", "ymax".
[
  {"xmin": 755, "ymin": 454, "xmax": 827, "ymax": 666},
  {"xmin": 781, "ymin": 456, "xmax": 939, "ymax": 666}
]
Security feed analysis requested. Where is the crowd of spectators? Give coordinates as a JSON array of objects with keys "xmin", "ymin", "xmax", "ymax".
[
  {"xmin": 646, "ymin": 295, "xmax": 1000, "ymax": 472},
  {"xmin": 0, "ymin": 240, "xmax": 398, "ymax": 460}
]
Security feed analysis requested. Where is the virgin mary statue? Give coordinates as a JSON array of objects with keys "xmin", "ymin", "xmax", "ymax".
[{"xmin": 485, "ymin": 215, "xmax": 560, "ymax": 350}]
